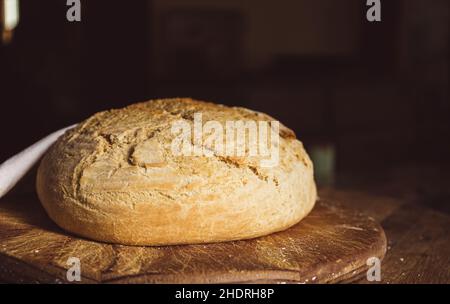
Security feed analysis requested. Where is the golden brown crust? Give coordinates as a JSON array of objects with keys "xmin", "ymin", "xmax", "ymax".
[{"xmin": 36, "ymin": 98, "xmax": 316, "ymax": 245}]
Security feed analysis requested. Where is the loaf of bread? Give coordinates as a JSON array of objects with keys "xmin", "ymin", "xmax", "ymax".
[{"xmin": 36, "ymin": 98, "xmax": 316, "ymax": 245}]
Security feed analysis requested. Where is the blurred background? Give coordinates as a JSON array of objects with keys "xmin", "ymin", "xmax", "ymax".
[{"xmin": 0, "ymin": 0, "xmax": 448, "ymax": 210}]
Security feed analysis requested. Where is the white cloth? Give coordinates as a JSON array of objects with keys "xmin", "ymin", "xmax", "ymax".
[{"xmin": 0, "ymin": 124, "xmax": 77, "ymax": 199}]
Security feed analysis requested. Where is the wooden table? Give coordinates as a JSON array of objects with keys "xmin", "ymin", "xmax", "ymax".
[
  {"xmin": 0, "ymin": 185, "xmax": 448, "ymax": 283},
  {"xmin": 319, "ymin": 188, "xmax": 450, "ymax": 283}
]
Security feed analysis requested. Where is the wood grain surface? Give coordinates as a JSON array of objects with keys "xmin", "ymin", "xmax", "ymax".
[
  {"xmin": 319, "ymin": 188, "xmax": 450, "ymax": 284},
  {"xmin": 0, "ymin": 193, "xmax": 386, "ymax": 284}
]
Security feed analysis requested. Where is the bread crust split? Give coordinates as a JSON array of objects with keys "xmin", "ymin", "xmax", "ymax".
[{"xmin": 36, "ymin": 98, "xmax": 317, "ymax": 246}]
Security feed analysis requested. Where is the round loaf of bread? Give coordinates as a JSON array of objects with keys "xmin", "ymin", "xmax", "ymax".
[{"xmin": 37, "ymin": 98, "xmax": 316, "ymax": 245}]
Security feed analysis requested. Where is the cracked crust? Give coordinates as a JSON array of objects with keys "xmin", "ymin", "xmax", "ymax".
[{"xmin": 36, "ymin": 98, "xmax": 317, "ymax": 246}]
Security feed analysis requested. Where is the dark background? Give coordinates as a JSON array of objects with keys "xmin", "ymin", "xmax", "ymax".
[{"xmin": 0, "ymin": 0, "xmax": 448, "ymax": 211}]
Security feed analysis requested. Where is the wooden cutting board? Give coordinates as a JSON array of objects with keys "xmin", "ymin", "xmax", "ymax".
[{"xmin": 0, "ymin": 193, "xmax": 386, "ymax": 283}]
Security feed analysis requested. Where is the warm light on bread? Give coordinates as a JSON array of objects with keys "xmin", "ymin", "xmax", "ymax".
[{"xmin": 36, "ymin": 98, "xmax": 316, "ymax": 246}]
